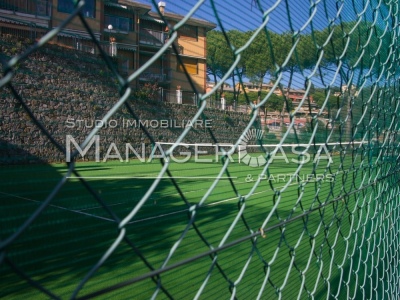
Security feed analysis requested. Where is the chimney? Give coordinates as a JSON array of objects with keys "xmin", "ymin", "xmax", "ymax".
[{"xmin": 158, "ymin": 1, "xmax": 166, "ymax": 15}]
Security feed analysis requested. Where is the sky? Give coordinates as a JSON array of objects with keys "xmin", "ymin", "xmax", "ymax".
[
  {"xmin": 136, "ymin": 0, "xmax": 344, "ymax": 32},
  {"xmin": 134, "ymin": 0, "xmax": 388, "ymax": 89},
  {"xmin": 134, "ymin": 0, "xmax": 368, "ymax": 33}
]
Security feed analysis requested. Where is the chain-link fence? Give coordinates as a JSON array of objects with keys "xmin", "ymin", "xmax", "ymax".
[{"xmin": 1, "ymin": 0, "xmax": 400, "ymax": 299}]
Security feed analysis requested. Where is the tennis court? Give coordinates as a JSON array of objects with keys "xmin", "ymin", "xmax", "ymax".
[
  {"xmin": 1, "ymin": 0, "xmax": 400, "ymax": 298},
  {"xmin": 1, "ymin": 145, "xmax": 392, "ymax": 299}
]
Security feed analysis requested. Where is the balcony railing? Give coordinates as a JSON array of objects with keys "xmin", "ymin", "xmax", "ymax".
[
  {"xmin": 76, "ymin": 42, "xmax": 95, "ymax": 54},
  {"xmin": 139, "ymin": 29, "xmax": 168, "ymax": 47},
  {"xmin": 164, "ymin": 90, "xmax": 198, "ymax": 105},
  {"xmin": 99, "ymin": 41, "xmax": 136, "ymax": 56},
  {"xmin": 0, "ymin": 0, "xmax": 51, "ymax": 17},
  {"xmin": 139, "ymin": 67, "xmax": 171, "ymax": 82}
]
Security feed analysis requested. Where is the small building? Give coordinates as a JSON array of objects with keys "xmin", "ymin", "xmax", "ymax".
[{"xmin": 0, "ymin": 0, "xmax": 216, "ymax": 95}]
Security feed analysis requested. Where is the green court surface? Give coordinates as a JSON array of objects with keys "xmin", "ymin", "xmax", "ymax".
[{"xmin": 0, "ymin": 148, "xmax": 392, "ymax": 299}]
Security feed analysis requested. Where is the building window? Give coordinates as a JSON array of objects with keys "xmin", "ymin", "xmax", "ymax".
[
  {"xmin": 105, "ymin": 15, "xmax": 132, "ymax": 32},
  {"xmin": 178, "ymin": 25, "xmax": 197, "ymax": 40},
  {"xmin": 58, "ymin": 0, "xmax": 95, "ymax": 18},
  {"xmin": 177, "ymin": 57, "xmax": 198, "ymax": 75}
]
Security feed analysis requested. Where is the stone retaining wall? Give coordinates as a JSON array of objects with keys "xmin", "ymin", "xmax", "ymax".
[{"xmin": 0, "ymin": 35, "xmax": 255, "ymax": 164}]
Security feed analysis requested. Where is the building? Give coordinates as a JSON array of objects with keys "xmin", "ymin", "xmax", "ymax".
[
  {"xmin": 224, "ymin": 82, "xmax": 317, "ymax": 116},
  {"xmin": 280, "ymin": 88, "xmax": 318, "ymax": 116},
  {"xmin": 0, "ymin": 0, "xmax": 216, "ymax": 96}
]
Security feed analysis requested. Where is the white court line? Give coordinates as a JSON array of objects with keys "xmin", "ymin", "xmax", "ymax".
[
  {"xmin": 126, "ymin": 183, "xmax": 298, "ymax": 225},
  {"xmin": 0, "ymin": 185, "xmax": 274, "ymax": 226},
  {"xmin": 125, "ymin": 168, "xmax": 358, "ymax": 224},
  {"xmin": 77, "ymin": 202, "xmax": 125, "ymax": 212},
  {"xmin": 1, "ymin": 167, "xmax": 353, "ymax": 226},
  {"xmin": 75, "ymin": 176, "xmax": 246, "ymax": 213},
  {"xmin": 0, "ymin": 191, "xmax": 116, "ymax": 223},
  {"xmin": 69, "ymin": 169, "xmax": 333, "ymax": 219},
  {"xmin": 74, "ymin": 178, "xmax": 244, "ymax": 212}
]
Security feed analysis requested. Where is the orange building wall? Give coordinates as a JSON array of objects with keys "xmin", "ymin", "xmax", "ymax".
[
  {"xmin": 177, "ymin": 32, "xmax": 206, "ymax": 57},
  {"xmin": 170, "ymin": 55, "xmax": 207, "ymax": 93},
  {"xmin": 169, "ymin": 26, "xmax": 208, "ymax": 92}
]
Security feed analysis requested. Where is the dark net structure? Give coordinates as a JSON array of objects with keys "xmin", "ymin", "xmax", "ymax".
[{"xmin": 1, "ymin": 0, "xmax": 400, "ymax": 299}]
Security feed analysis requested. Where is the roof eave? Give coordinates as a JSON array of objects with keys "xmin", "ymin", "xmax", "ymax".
[
  {"xmin": 116, "ymin": 0, "xmax": 152, "ymax": 14},
  {"xmin": 147, "ymin": 11, "xmax": 216, "ymax": 30}
]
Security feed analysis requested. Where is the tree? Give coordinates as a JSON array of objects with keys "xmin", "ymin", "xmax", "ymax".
[
  {"xmin": 226, "ymin": 30, "xmax": 248, "ymax": 104},
  {"xmin": 264, "ymin": 93, "xmax": 285, "ymax": 112},
  {"xmin": 243, "ymin": 29, "xmax": 273, "ymax": 88},
  {"xmin": 269, "ymin": 32, "xmax": 314, "ymax": 125},
  {"xmin": 206, "ymin": 30, "xmax": 231, "ymax": 100},
  {"xmin": 313, "ymin": 90, "xmax": 337, "ymax": 109},
  {"xmin": 206, "ymin": 30, "xmax": 248, "ymax": 103},
  {"xmin": 262, "ymin": 93, "xmax": 283, "ymax": 123},
  {"xmin": 314, "ymin": 20, "xmax": 391, "ymax": 77}
]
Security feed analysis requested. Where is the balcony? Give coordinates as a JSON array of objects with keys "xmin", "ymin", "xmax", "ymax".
[
  {"xmin": 0, "ymin": 0, "xmax": 51, "ymax": 17},
  {"xmin": 139, "ymin": 67, "xmax": 171, "ymax": 83},
  {"xmin": 104, "ymin": 15, "xmax": 132, "ymax": 33},
  {"xmin": 139, "ymin": 29, "xmax": 167, "ymax": 47},
  {"xmin": 99, "ymin": 41, "xmax": 136, "ymax": 56}
]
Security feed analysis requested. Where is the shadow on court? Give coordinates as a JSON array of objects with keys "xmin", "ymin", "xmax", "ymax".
[
  {"xmin": 1, "ymin": 137, "xmax": 383, "ymax": 299},
  {"xmin": 0, "ymin": 140, "xmax": 181, "ymax": 298},
  {"xmin": 0, "ymin": 140, "xmax": 252, "ymax": 299}
]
